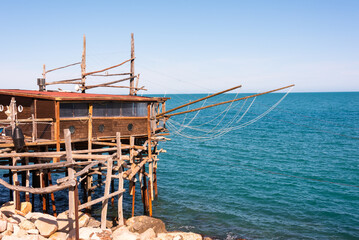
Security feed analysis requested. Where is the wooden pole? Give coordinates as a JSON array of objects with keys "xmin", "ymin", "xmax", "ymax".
[
  {"xmin": 157, "ymin": 85, "xmax": 242, "ymax": 117},
  {"xmin": 81, "ymin": 35, "xmax": 86, "ymax": 93},
  {"xmin": 64, "ymin": 129, "xmax": 76, "ymax": 239},
  {"xmin": 131, "ymin": 182, "xmax": 135, "ymax": 218},
  {"xmin": 25, "ymin": 157, "xmax": 30, "ymax": 202},
  {"xmin": 165, "ymin": 84, "xmax": 295, "ymax": 117},
  {"xmin": 116, "ymin": 132, "xmax": 124, "ymax": 226},
  {"xmin": 129, "ymin": 33, "xmax": 135, "ymax": 95},
  {"xmin": 147, "ymin": 104, "xmax": 154, "ymax": 210},
  {"xmin": 101, "ymin": 155, "xmax": 113, "ymax": 229},
  {"xmin": 42, "ymin": 64, "xmax": 46, "ymax": 79},
  {"xmin": 12, "ymin": 154, "xmax": 19, "ymax": 210},
  {"xmin": 55, "ymin": 101, "xmax": 60, "ymax": 162}
]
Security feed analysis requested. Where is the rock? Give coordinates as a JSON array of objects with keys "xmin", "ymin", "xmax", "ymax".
[
  {"xmin": 6, "ymin": 222, "xmax": 15, "ymax": 232},
  {"xmin": 126, "ymin": 216, "xmax": 166, "ymax": 234},
  {"xmin": 0, "ymin": 202, "xmax": 32, "ymax": 217},
  {"xmin": 27, "ymin": 229, "xmax": 39, "ymax": 235},
  {"xmin": 56, "ymin": 211, "xmax": 90, "ymax": 232},
  {"xmin": 20, "ymin": 202, "xmax": 32, "ymax": 215},
  {"xmin": 77, "ymin": 227, "xmax": 112, "ymax": 240},
  {"xmin": 20, "ymin": 220, "xmax": 36, "ymax": 230},
  {"xmin": 49, "ymin": 231, "xmax": 67, "ymax": 240},
  {"xmin": 140, "ymin": 228, "xmax": 156, "ymax": 240},
  {"xmin": 113, "ymin": 226, "xmax": 139, "ymax": 240},
  {"xmin": 34, "ymin": 213, "xmax": 58, "ymax": 237},
  {"xmin": 0, "ymin": 219, "xmax": 7, "ymax": 232},
  {"xmin": 0, "ymin": 211, "xmax": 9, "ymax": 221},
  {"xmin": 25, "ymin": 213, "xmax": 44, "ymax": 222},
  {"xmin": 156, "ymin": 232, "xmax": 202, "ymax": 240},
  {"xmin": 87, "ymin": 217, "xmax": 101, "ymax": 228},
  {"xmin": 1, "ymin": 229, "xmax": 12, "ymax": 237},
  {"xmin": 9, "ymin": 215, "xmax": 26, "ymax": 224}
]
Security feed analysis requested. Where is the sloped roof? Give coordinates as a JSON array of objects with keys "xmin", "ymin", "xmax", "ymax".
[{"xmin": 0, "ymin": 89, "xmax": 167, "ymax": 102}]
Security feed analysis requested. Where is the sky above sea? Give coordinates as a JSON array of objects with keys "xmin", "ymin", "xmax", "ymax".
[{"xmin": 0, "ymin": 0, "xmax": 358, "ymax": 94}]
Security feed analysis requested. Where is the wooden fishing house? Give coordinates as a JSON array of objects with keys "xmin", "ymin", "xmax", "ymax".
[{"xmin": 0, "ymin": 33, "xmax": 294, "ymax": 239}]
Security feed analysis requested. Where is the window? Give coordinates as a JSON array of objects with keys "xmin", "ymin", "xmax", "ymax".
[
  {"xmin": 60, "ymin": 103, "xmax": 88, "ymax": 118},
  {"xmin": 93, "ymin": 102, "xmax": 148, "ymax": 117}
]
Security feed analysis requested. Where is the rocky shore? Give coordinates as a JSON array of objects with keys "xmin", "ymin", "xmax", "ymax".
[{"xmin": 0, "ymin": 201, "xmax": 210, "ymax": 240}]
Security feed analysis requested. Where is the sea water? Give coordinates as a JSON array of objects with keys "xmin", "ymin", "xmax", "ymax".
[
  {"xmin": 152, "ymin": 92, "xmax": 359, "ymax": 240},
  {"xmin": 0, "ymin": 92, "xmax": 358, "ymax": 240}
]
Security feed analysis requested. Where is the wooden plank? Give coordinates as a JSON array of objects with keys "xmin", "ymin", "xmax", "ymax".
[{"xmin": 78, "ymin": 189, "xmax": 125, "ymax": 211}]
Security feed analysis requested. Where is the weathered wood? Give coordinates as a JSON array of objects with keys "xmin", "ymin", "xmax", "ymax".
[
  {"xmin": 55, "ymin": 101, "xmax": 60, "ymax": 162},
  {"xmin": 81, "ymin": 34, "xmax": 86, "ymax": 93},
  {"xmin": 56, "ymin": 161, "xmax": 100, "ymax": 184},
  {"xmin": 130, "ymin": 33, "xmax": 135, "ymax": 95},
  {"xmin": 25, "ymin": 157, "xmax": 30, "ymax": 202},
  {"xmin": 0, "ymin": 178, "xmax": 76, "ymax": 194},
  {"xmin": 45, "ymin": 78, "xmax": 82, "ymax": 86},
  {"xmin": 47, "ymin": 171, "xmax": 57, "ymax": 216},
  {"xmin": 64, "ymin": 129, "xmax": 75, "ymax": 230},
  {"xmin": 84, "ymin": 58, "xmax": 135, "ymax": 76},
  {"xmin": 12, "ymin": 154, "xmax": 18, "ymax": 209},
  {"xmin": 165, "ymin": 84, "xmax": 296, "ymax": 117},
  {"xmin": 91, "ymin": 73, "xmax": 131, "ymax": 77},
  {"xmin": 116, "ymin": 132, "xmax": 124, "ymax": 225},
  {"xmin": 101, "ymin": 156, "xmax": 113, "ymax": 229},
  {"xmin": 45, "ymin": 62, "xmax": 81, "ymax": 74},
  {"xmin": 157, "ymin": 84, "xmax": 242, "ymax": 117},
  {"xmin": 84, "ymin": 76, "xmax": 136, "ymax": 90},
  {"xmin": 78, "ymin": 189, "xmax": 125, "ymax": 211}
]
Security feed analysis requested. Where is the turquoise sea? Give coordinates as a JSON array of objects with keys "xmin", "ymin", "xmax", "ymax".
[
  {"xmin": 151, "ymin": 92, "xmax": 359, "ymax": 239},
  {"xmin": 1, "ymin": 92, "xmax": 358, "ymax": 240}
]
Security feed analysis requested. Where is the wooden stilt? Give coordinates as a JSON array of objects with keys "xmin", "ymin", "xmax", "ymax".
[
  {"xmin": 148, "ymin": 179, "xmax": 153, "ymax": 217},
  {"xmin": 101, "ymin": 155, "xmax": 113, "ymax": 229},
  {"xmin": 12, "ymin": 154, "xmax": 19, "ymax": 210},
  {"xmin": 111, "ymin": 178, "xmax": 115, "ymax": 207},
  {"xmin": 141, "ymin": 167, "xmax": 149, "ymax": 215},
  {"xmin": 74, "ymin": 183, "xmax": 80, "ymax": 240},
  {"xmin": 47, "ymin": 171, "xmax": 57, "ymax": 216},
  {"xmin": 131, "ymin": 181, "xmax": 135, "ymax": 218},
  {"xmin": 116, "ymin": 132, "xmax": 124, "ymax": 226},
  {"xmin": 154, "ymin": 163, "xmax": 158, "ymax": 199},
  {"xmin": 25, "ymin": 157, "xmax": 30, "ymax": 202},
  {"xmin": 64, "ymin": 129, "xmax": 76, "ymax": 240},
  {"xmin": 40, "ymin": 170, "xmax": 47, "ymax": 213}
]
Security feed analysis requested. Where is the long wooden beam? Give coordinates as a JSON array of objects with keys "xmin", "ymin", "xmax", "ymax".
[
  {"xmin": 84, "ymin": 58, "xmax": 135, "ymax": 76},
  {"xmin": 165, "ymin": 84, "xmax": 295, "ymax": 118},
  {"xmin": 157, "ymin": 85, "xmax": 242, "ymax": 117}
]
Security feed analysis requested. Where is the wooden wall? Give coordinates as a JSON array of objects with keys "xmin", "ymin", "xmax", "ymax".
[{"xmin": 0, "ymin": 95, "xmax": 34, "ymax": 120}]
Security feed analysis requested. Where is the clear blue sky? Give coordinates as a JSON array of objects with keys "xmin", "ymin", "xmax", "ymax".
[{"xmin": 0, "ymin": 0, "xmax": 358, "ymax": 94}]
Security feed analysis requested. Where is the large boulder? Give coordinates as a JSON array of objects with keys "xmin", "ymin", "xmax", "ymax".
[
  {"xmin": 113, "ymin": 226, "xmax": 139, "ymax": 240},
  {"xmin": 156, "ymin": 232, "xmax": 203, "ymax": 240},
  {"xmin": 126, "ymin": 216, "xmax": 166, "ymax": 234},
  {"xmin": 33, "ymin": 213, "xmax": 58, "ymax": 237}
]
